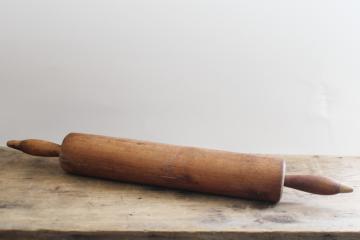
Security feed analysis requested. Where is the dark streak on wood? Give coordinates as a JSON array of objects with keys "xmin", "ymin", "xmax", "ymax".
[{"xmin": 1, "ymin": 230, "xmax": 360, "ymax": 240}]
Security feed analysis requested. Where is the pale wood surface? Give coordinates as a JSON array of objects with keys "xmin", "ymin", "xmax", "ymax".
[{"xmin": 0, "ymin": 147, "xmax": 359, "ymax": 239}]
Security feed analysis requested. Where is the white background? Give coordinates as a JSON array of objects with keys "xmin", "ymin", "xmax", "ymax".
[{"xmin": 1, "ymin": 0, "xmax": 360, "ymax": 155}]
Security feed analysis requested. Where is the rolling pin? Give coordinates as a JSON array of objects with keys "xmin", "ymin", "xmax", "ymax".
[{"xmin": 7, "ymin": 132, "xmax": 353, "ymax": 203}]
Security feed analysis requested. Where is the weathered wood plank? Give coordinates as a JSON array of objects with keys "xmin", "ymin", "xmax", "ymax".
[{"xmin": 0, "ymin": 147, "xmax": 358, "ymax": 239}]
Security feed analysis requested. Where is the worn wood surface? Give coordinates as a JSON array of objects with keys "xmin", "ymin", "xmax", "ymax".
[
  {"xmin": 59, "ymin": 133, "xmax": 285, "ymax": 202},
  {"xmin": 0, "ymin": 147, "xmax": 359, "ymax": 239}
]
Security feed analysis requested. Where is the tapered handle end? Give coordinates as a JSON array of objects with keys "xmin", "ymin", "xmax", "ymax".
[
  {"xmin": 7, "ymin": 140, "xmax": 22, "ymax": 150},
  {"xmin": 7, "ymin": 139, "xmax": 61, "ymax": 157},
  {"xmin": 339, "ymin": 183, "xmax": 353, "ymax": 193},
  {"xmin": 284, "ymin": 175, "xmax": 353, "ymax": 195}
]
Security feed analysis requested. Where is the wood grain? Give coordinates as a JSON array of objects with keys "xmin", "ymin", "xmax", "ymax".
[
  {"xmin": 0, "ymin": 147, "xmax": 358, "ymax": 240},
  {"xmin": 59, "ymin": 133, "xmax": 285, "ymax": 202}
]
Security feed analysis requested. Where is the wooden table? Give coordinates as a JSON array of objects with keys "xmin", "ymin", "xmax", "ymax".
[{"xmin": 0, "ymin": 147, "xmax": 358, "ymax": 239}]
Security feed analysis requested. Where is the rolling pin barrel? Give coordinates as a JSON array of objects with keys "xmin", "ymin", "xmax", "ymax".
[{"xmin": 59, "ymin": 133, "xmax": 285, "ymax": 202}]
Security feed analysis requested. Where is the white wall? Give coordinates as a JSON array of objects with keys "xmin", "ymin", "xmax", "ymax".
[{"xmin": 1, "ymin": 0, "xmax": 360, "ymax": 155}]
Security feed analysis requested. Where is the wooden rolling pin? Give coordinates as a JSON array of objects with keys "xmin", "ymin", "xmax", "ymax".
[{"xmin": 7, "ymin": 133, "xmax": 353, "ymax": 203}]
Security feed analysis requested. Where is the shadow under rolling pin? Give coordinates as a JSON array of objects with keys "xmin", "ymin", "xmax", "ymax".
[{"xmin": 7, "ymin": 133, "xmax": 353, "ymax": 203}]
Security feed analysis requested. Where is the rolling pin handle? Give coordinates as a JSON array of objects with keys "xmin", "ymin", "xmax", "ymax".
[
  {"xmin": 284, "ymin": 175, "xmax": 353, "ymax": 195},
  {"xmin": 7, "ymin": 139, "xmax": 61, "ymax": 157}
]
